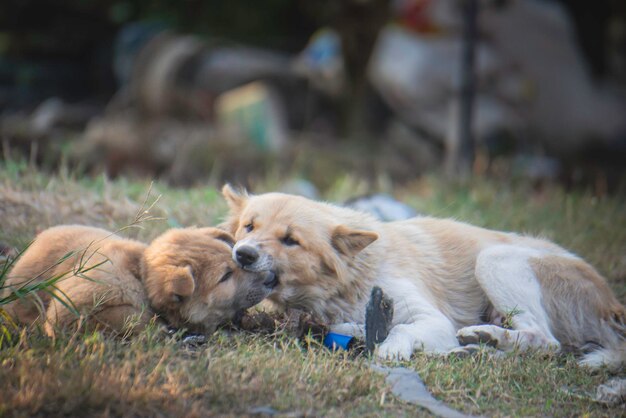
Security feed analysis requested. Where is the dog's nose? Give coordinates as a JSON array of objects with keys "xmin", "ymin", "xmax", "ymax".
[{"xmin": 235, "ymin": 245, "xmax": 259, "ymax": 267}]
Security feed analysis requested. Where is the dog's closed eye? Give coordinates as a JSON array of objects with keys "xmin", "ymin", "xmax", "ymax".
[
  {"xmin": 219, "ymin": 270, "xmax": 233, "ymax": 283},
  {"xmin": 281, "ymin": 235, "xmax": 299, "ymax": 246}
]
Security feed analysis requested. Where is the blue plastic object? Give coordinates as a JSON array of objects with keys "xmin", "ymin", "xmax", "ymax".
[{"xmin": 323, "ymin": 332, "xmax": 354, "ymax": 351}]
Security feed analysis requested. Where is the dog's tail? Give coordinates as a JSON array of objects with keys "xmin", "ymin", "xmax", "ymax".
[
  {"xmin": 578, "ymin": 306, "xmax": 626, "ymax": 371},
  {"xmin": 579, "ymin": 346, "xmax": 626, "ymax": 371}
]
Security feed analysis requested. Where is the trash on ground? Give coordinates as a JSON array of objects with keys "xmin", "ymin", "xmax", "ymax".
[
  {"xmin": 595, "ymin": 378, "xmax": 626, "ymax": 405},
  {"xmin": 371, "ymin": 365, "xmax": 478, "ymax": 418},
  {"xmin": 345, "ymin": 194, "xmax": 417, "ymax": 222}
]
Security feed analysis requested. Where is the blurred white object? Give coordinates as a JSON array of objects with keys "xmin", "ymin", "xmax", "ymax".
[
  {"xmin": 345, "ymin": 194, "xmax": 417, "ymax": 222},
  {"xmin": 279, "ymin": 179, "xmax": 320, "ymax": 200},
  {"xmin": 369, "ymin": 25, "xmax": 522, "ymax": 144},
  {"xmin": 31, "ymin": 98, "xmax": 65, "ymax": 134},
  {"xmin": 480, "ymin": 0, "xmax": 626, "ymax": 153},
  {"xmin": 369, "ymin": 0, "xmax": 626, "ymax": 154},
  {"xmin": 595, "ymin": 378, "xmax": 626, "ymax": 405}
]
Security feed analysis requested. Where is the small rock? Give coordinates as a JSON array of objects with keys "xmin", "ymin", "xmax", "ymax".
[
  {"xmin": 248, "ymin": 405, "xmax": 280, "ymax": 416},
  {"xmin": 279, "ymin": 179, "xmax": 320, "ymax": 200},
  {"xmin": 595, "ymin": 378, "xmax": 626, "ymax": 405},
  {"xmin": 365, "ymin": 286, "xmax": 394, "ymax": 354},
  {"xmin": 345, "ymin": 194, "xmax": 417, "ymax": 222}
]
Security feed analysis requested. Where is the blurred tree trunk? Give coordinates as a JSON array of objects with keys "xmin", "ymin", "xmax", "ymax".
[
  {"xmin": 445, "ymin": 0, "xmax": 478, "ymax": 179},
  {"xmin": 334, "ymin": 0, "xmax": 390, "ymax": 140}
]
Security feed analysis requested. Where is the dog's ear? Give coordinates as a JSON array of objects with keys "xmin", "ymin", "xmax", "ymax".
[
  {"xmin": 203, "ymin": 227, "xmax": 235, "ymax": 247},
  {"xmin": 117, "ymin": 241, "xmax": 146, "ymax": 281},
  {"xmin": 331, "ymin": 225, "xmax": 378, "ymax": 257},
  {"xmin": 222, "ymin": 184, "xmax": 248, "ymax": 214},
  {"xmin": 168, "ymin": 265, "xmax": 195, "ymax": 303}
]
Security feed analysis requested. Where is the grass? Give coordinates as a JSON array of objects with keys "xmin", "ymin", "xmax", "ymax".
[{"xmin": 1, "ymin": 159, "xmax": 625, "ymax": 417}]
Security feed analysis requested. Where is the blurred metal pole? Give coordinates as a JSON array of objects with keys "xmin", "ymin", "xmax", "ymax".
[{"xmin": 446, "ymin": 0, "xmax": 478, "ymax": 179}]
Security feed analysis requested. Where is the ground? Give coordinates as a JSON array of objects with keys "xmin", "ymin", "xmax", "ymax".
[{"xmin": 1, "ymin": 159, "xmax": 625, "ymax": 417}]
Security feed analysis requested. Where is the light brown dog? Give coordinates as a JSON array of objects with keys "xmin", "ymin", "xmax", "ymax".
[
  {"xmin": 2, "ymin": 225, "xmax": 277, "ymax": 336},
  {"xmin": 222, "ymin": 185, "xmax": 626, "ymax": 370}
]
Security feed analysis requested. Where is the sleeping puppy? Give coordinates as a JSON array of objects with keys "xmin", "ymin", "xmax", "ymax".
[
  {"xmin": 2, "ymin": 225, "xmax": 277, "ymax": 336},
  {"xmin": 142, "ymin": 226, "xmax": 278, "ymax": 333}
]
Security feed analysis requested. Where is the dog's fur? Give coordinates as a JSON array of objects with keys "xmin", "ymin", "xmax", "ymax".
[
  {"xmin": 222, "ymin": 185, "xmax": 626, "ymax": 369},
  {"xmin": 2, "ymin": 225, "xmax": 275, "ymax": 336}
]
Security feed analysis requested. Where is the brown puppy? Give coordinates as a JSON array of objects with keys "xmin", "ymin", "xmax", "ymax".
[
  {"xmin": 142, "ymin": 226, "xmax": 278, "ymax": 333},
  {"xmin": 2, "ymin": 225, "xmax": 276, "ymax": 336}
]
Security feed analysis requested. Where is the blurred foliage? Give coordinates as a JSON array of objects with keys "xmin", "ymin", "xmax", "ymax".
[
  {"xmin": 0, "ymin": 0, "xmax": 320, "ymax": 56},
  {"xmin": 0, "ymin": 0, "xmax": 326, "ymax": 105}
]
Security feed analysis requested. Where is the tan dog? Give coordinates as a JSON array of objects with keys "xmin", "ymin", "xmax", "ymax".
[
  {"xmin": 222, "ymin": 185, "xmax": 626, "ymax": 369},
  {"xmin": 2, "ymin": 225, "xmax": 277, "ymax": 336}
]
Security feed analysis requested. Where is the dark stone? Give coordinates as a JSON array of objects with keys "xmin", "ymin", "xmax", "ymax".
[{"xmin": 365, "ymin": 286, "xmax": 394, "ymax": 354}]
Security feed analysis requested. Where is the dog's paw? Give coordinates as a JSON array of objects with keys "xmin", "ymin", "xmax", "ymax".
[
  {"xmin": 447, "ymin": 343, "xmax": 507, "ymax": 360},
  {"xmin": 375, "ymin": 335, "xmax": 414, "ymax": 361},
  {"xmin": 456, "ymin": 325, "xmax": 504, "ymax": 348},
  {"xmin": 447, "ymin": 344, "xmax": 483, "ymax": 358}
]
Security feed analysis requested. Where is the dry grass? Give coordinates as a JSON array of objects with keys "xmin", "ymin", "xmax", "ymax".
[
  {"xmin": 1, "ymin": 159, "xmax": 625, "ymax": 417},
  {"xmin": 0, "ymin": 327, "xmax": 415, "ymax": 418}
]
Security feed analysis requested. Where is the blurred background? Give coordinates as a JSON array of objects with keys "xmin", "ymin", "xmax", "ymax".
[{"xmin": 1, "ymin": 0, "xmax": 625, "ymax": 194}]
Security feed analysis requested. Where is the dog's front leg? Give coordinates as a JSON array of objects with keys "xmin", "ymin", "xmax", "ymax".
[
  {"xmin": 376, "ymin": 317, "xmax": 459, "ymax": 360},
  {"xmin": 372, "ymin": 278, "xmax": 460, "ymax": 360}
]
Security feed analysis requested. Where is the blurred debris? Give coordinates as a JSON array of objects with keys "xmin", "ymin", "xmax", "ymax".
[
  {"xmin": 560, "ymin": 377, "xmax": 626, "ymax": 406},
  {"xmin": 371, "ymin": 365, "xmax": 476, "ymax": 418},
  {"xmin": 248, "ymin": 406, "xmax": 280, "ymax": 416},
  {"xmin": 368, "ymin": 24, "xmax": 520, "ymax": 150},
  {"xmin": 279, "ymin": 179, "xmax": 320, "ymax": 200},
  {"xmin": 370, "ymin": 0, "xmax": 626, "ymax": 164},
  {"xmin": 67, "ymin": 27, "xmax": 344, "ymax": 184},
  {"xmin": 1, "ymin": 1, "xmax": 625, "ymax": 191},
  {"xmin": 345, "ymin": 194, "xmax": 417, "ymax": 221},
  {"xmin": 236, "ymin": 308, "xmax": 328, "ymax": 342},
  {"xmin": 292, "ymin": 28, "xmax": 346, "ymax": 97},
  {"xmin": 1, "ymin": 98, "xmax": 101, "ymax": 136},
  {"xmin": 595, "ymin": 378, "xmax": 626, "ymax": 405},
  {"xmin": 512, "ymin": 155, "xmax": 561, "ymax": 182},
  {"xmin": 1, "ymin": 98, "xmax": 102, "ymax": 167},
  {"xmin": 479, "ymin": 0, "xmax": 626, "ymax": 154},
  {"xmin": 113, "ymin": 22, "xmax": 169, "ymax": 87},
  {"xmin": 129, "ymin": 32, "xmax": 207, "ymax": 117},
  {"xmin": 123, "ymin": 28, "xmax": 333, "ymax": 129},
  {"xmin": 180, "ymin": 333, "xmax": 209, "ymax": 347},
  {"xmin": 215, "ymin": 82, "xmax": 288, "ymax": 152},
  {"xmin": 30, "ymin": 98, "xmax": 69, "ymax": 135},
  {"xmin": 78, "ymin": 115, "xmax": 218, "ymax": 178}
]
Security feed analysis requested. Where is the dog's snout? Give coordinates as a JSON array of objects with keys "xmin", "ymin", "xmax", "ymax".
[{"xmin": 235, "ymin": 245, "xmax": 259, "ymax": 267}]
